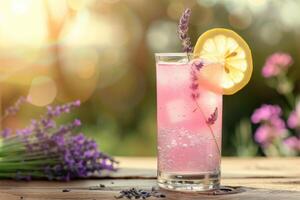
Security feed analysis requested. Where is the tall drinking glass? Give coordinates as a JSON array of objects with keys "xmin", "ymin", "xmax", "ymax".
[{"xmin": 155, "ymin": 53, "xmax": 223, "ymax": 191}]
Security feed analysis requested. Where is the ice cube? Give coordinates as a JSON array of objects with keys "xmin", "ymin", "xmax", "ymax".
[
  {"xmin": 156, "ymin": 63, "xmax": 189, "ymax": 87},
  {"xmin": 166, "ymin": 99, "xmax": 189, "ymax": 123},
  {"xmin": 197, "ymin": 90, "xmax": 219, "ymax": 112}
]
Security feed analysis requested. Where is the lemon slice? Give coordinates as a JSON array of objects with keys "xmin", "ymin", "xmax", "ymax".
[{"xmin": 193, "ymin": 28, "xmax": 253, "ymax": 95}]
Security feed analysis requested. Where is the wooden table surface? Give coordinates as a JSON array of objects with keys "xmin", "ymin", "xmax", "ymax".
[{"xmin": 0, "ymin": 157, "xmax": 299, "ymax": 200}]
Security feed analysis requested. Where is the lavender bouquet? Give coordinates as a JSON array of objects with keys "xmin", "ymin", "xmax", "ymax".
[{"xmin": 0, "ymin": 98, "xmax": 117, "ymax": 180}]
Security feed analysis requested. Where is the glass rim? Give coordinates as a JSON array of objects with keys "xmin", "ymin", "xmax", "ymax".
[{"xmin": 155, "ymin": 53, "xmax": 191, "ymax": 57}]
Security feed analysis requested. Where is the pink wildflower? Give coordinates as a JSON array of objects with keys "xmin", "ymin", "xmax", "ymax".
[
  {"xmin": 262, "ymin": 52, "xmax": 293, "ymax": 78},
  {"xmin": 251, "ymin": 104, "xmax": 282, "ymax": 124},
  {"xmin": 284, "ymin": 136, "xmax": 300, "ymax": 151},
  {"xmin": 287, "ymin": 101, "xmax": 300, "ymax": 129}
]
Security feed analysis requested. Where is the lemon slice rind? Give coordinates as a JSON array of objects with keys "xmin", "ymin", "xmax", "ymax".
[{"xmin": 193, "ymin": 28, "xmax": 253, "ymax": 95}]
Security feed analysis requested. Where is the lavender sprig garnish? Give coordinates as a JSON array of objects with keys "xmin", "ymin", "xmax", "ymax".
[
  {"xmin": 178, "ymin": 8, "xmax": 193, "ymax": 53},
  {"xmin": 190, "ymin": 59, "xmax": 205, "ymax": 101},
  {"xmin": 190, "ymin": 70, "xmax": 200, "ymax": 100},
  {"xmin": 0, "ymin": 99, "xmax": 118, "ymax": 181},
  {"xmin": 177, "ymin": 8, "xmax": 220, "ymax": 156},
  {"xmin": 207, "ymin": 107, "xmax": 218, "ymax": 125}
]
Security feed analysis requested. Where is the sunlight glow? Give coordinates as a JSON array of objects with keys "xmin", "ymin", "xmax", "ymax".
[
  {"xmin": 67, "ymin": 0, "xmax": 91, "ymax": 11},
  {"xmin": 60, "ymin": 10, "xmax": 114, "ymax": 47},
  {"xmin": 11, "ymin": 0, "xmax": 30, "ymax": 15},
  {"xmin": 0, "ymin": 0, "xmax": 46, "ymax": 47}
]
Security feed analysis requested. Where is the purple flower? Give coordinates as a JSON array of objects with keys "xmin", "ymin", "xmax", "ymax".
[
  {"xmin": 254, "ymin": 125, "xmax": 271, "ymax": 145},
  {"xmin": 284, "ymin": 136, "xmax": 300, "ymax": 151},
  {"xmin": 73, "ymin": 119, "xmax": 81, "ymax": 127},
  {"xmin": 46, "ymin": 101, "xmax": 80, "ymax": 118},
  {"xmin": 252, "ymin": 104, "xmax": 287, "ymax": 146},
  {"xmin": 3, "ymin": 96, "xmax": 26, "ymax": 118},
  {"xmin": 262, "ymin": 52, "xmax": 293, "ymax": 78},
  {"xmin": 178, "ymin": 8, "xmax": 193, "ymax": 53},
  {"xmin": 0, "ymin": 128, "xmax": 11, "ymax": 138},
  {"xmin": 191, "ymin": 93, "xmax": 199, "ymax": 100},
  {"xmin": 251, "ymin": 104, "xmax": 282, "ymax": 124},
  {"xmin": 191, "ymin": 59, "xmax": 204, "ymax": 71},
  {"xmin": 190, "ymin": 69, "xmax": 200, "ymax": 100},
  {"xmin": 287, "ymin": 101, "xmax": 300, "ymax": 129},
  {"xmin": 190, "ymin": 83, "xmax": 198, "ymax": 90},
  {"xmin": 206, "ymin": 107, "xmax": 218, "ymax": 125},
  {"xmin": 189, "ymin": 60, "xmax": 204, "ymax": 101},
  {"xmin": 269, "ymin": 117, "xmax": 285, "ymax": 129},
  {"xmin": 254, "ymin": 125, "xmax": 286, "ymax": 146},
  {"xmin": 287, "ymin": 112, "xmax": 298, "ymax": 129}
]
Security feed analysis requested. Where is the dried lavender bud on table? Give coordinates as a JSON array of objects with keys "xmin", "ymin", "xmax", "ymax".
[{"xmin": 115, "ymin": 187, "xmax": 166, "ymax": 199}]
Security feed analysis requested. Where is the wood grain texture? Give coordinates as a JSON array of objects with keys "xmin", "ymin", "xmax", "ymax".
[{"xmin": 0, "ymin": 157, "xmax": 299, "ymax": 200}]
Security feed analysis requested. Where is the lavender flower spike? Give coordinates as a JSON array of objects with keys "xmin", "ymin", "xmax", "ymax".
[
  {"xmin": 178, "ymin": 8, "xmax": 193, "ymax": 53},
  {"xmin": 3, "ymin": 96, "xmax": 26, "ymax": 118},
  {"xmin": 207, "ymin": 107, "xmax": 218, "ymax": 125}
]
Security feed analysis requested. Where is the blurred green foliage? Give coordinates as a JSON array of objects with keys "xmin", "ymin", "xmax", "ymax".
[{"xmin": 233, "ymin": 119, "xmax": 258, "ymax": 157}]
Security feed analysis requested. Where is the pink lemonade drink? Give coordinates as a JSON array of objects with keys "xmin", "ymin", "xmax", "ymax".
[{"xmin": 156, "ymin": 53, "xmax": 222, "ymax": 191}]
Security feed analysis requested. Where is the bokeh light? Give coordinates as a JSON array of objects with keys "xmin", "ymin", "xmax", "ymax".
[
  {"xmin": 167, "ymin": 2, "xmax": 185, "ymax": 20},
  {"xmin": 279, "ymin": 0, "xmax": 300, "ymax": 30},
  {"xmin": 147, "ymin": 20, "xmax": 180, "ymax": 52},
  {"xmin": 197, "ymin": 0, "xmax": 218, "ymax": 8},
  {"xmin": 259, "ymin": 22, "xmax": 282, "ymax": 45},
  {"xmin": 228, "ymin": 8, "xmax": 252, "ymax": 30},
  {"xmin": 27, "ymin": 76, "xmax": 57, "ymax": 106}
]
